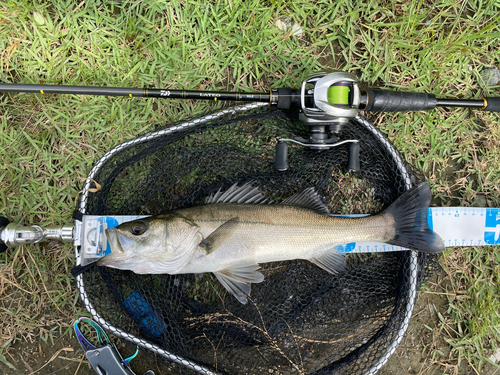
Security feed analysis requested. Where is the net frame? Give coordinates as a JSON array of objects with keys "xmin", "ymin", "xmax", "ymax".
[{"xmin": 74, "ymin": 102, "xmax": 421, "ymax": 375}]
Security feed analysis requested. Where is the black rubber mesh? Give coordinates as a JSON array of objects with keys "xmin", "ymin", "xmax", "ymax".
[{"xmin": 79, "ymin": 106, "xmax": 438, "ymax": 375}]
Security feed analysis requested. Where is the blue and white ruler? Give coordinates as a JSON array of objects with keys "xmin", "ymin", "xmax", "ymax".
[
  {"xmin": 340, "ymin": 207, "xmax": 500, "ymax": 253},
  {"xmin": 78, "ymin": 207, "xmax": 500, "ymax": 265}
]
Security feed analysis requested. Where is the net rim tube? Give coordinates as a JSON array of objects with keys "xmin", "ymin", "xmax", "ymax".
[{"xmin": 75, "ymin": 108, "xmax": 418, "ymax": 375}]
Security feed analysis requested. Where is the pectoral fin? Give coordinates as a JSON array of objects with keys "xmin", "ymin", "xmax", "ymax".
[
  {"xmin": 200, "ymin": 218, "xmax": 239, "ymax": 253},
  {"xmin": 310, "ymin": 248, "xmax": 346, "ymax": 275},
  {"xmin": 214, "ymin": 263, "xmax": 264, "ymax": 304}
]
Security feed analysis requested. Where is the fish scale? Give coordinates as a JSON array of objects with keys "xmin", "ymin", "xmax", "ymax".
[{"xmin": 178, "ymin": 203, "xmax": 390, "ymax": 270}]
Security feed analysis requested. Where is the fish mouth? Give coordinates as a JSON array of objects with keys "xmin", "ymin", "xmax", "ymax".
[
  {"xmin": 105, "ymin": 227, "xmax": 138, "ymax": 255},
  {"xmin": 105, "ymin": 228, "xmax": 124, "ymax": 254},
  {"xmin": 99, "ymin": 228, "xmax": 136, "ymax": 267}
]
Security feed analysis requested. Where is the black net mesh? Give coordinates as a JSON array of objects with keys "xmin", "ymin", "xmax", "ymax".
[{"xmin": 77, "ymin": 105, "xmax": 438, "ymax": 375}]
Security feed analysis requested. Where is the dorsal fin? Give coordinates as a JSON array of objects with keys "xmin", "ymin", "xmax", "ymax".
[
  {"xmin": 206, "ymin": 182, "xmax": 269, "ymax": 205},
  {"xmin": 280, "ymin": 187, "xmax": 331, "ymax": 215},
  {"xmin": 206, "ymin": 183, "xmax": 330, "ymax": 214}
]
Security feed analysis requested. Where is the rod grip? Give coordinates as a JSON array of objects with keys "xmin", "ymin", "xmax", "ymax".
[
  {"xmin": 484, "ymin": 97, "xmax": 500, "ymax": 112},
  {"xmin": 364, "ymin": 90, "xmax": 437, "ymax": 112}
]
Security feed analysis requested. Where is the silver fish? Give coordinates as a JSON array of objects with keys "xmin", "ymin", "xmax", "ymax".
[{"xmin": 98, "ymin": 182, "xmax": 444, "ymax": 304}]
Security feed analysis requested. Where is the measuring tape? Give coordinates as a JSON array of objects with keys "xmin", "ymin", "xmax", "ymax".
[
  {"xmin": 78, "ymin": 207, "xmax": 500, "ymax": 265},
  {"xmin": 429, "ymin": 207, "xmax": 500, "ymax": 247},
  {"xmin": 342, "ymin": 207, "xmax": 500, "ymax": 253}
]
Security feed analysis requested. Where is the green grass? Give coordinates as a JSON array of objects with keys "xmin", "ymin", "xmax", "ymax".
[
  {"xmin": 437, "ymin": 246, "xmax": 500, "ymax": 372},
  {"xmin": 1, "ymin": 0, "xmax": 500, "ymax": 373}
]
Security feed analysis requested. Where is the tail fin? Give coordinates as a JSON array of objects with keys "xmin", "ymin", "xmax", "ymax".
[{"xmin": 385, "ymin": 182, "xmax": 444, "ymax": 253}]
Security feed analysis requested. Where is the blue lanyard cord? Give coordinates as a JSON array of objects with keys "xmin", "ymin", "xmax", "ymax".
[
  {"xmin": 122, "ymin": 346, "xmax": 140, "ymax": 367},
  {"xmin": 74, "ymin": 317, "xmax": 111, "ymax": 352}
]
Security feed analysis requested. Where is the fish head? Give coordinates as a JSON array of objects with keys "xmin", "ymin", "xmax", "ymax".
[
  {"xmin": 105, "ymin": 216, "xmax": 167, "ymax": 255},
  {"xmin": 98, "ymin": 214, "xmax": 202, "ymax": 274}
]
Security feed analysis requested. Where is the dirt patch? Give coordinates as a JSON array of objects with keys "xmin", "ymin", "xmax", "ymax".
[
  {"xmin": 378, "ymin": 269, "xmax": 498, "ymax": 375},
  {"xmin": 378, "ymin": 281, "xmax": 454, "ymax": 375},
  {"xmin": 0, "ymin": 334, "xmax": 176, "ymax": 375}
]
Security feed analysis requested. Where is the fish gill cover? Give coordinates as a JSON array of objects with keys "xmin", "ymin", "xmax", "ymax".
[{"xmin": 78, "ymin": 106, "xmax": 438, "ymax": 375}]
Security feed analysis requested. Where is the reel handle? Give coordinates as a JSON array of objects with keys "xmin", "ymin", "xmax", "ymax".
[
  {"xmin": 347, "ymin": 142, "xmax": 360, "ymax": 172},
  {"xmin": 274, "ymin": 141, "xmax": 289, "ymax": 171}
]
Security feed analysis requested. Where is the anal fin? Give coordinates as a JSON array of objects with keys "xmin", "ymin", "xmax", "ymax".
[
  {"xmin": 214, "ymin": 263, "xmax": 264, "ymax": 304},
  {"xmin": 310, "ymin": 248, "xmax": 346, "ymax": 275}
]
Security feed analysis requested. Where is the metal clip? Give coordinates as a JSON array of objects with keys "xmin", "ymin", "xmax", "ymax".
[
  {"xmin": 86, "ymin": 344, "xmax": 154, "ymax": 375},
  {"xmin": 74, "ymin": 317, "xmax": 154, "ymax": 375},
  {"xmin": 86, "ymin": 344, "xmax": 138, "ymax": 375}
]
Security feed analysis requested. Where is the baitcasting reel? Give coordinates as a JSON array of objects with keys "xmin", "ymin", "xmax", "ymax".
[
  {"xmin": 273, "ymin": 72, "xmax": 362, "ymax": 171},
  {"xmin": 272, "ymin": 71, "xmax": 500, "ymax": 171}
]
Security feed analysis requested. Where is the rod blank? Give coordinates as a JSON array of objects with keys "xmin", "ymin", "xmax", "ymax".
[{"xmin": 0, "ymin": 84, "xmax": 271, "ymax": 102}]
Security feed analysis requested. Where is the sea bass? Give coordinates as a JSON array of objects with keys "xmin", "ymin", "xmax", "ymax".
[{"xmin": 98, "ymin": 182, "xmax": 444, "ymax": 304}]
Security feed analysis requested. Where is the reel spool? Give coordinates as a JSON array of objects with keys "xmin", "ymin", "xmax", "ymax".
[
  {"xmin": 75, "ymin": 103, "xmax": 436, "ymax": 375},
  {"xmin": 299, "ymin": 72, "xmax": 361, "ymax": 132}
]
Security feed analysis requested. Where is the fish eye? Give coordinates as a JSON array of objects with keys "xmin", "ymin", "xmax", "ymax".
[{"xmin": 130, "ymin": 221, "xmax": 146, "ymax": 235}]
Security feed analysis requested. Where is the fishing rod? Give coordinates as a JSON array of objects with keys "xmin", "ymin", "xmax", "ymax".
[
  {"xmin": 1, "ymin": 72, "xmax": 499, "ymax": 172},
  {"xmin": 2, "ymin": 72, "xmax": 499, "ymax": 112}
]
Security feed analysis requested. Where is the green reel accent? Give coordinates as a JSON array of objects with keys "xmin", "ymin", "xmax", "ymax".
[{"xmin": 327, "ymin": 85, "xmax": 350, "ymax": 105}]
